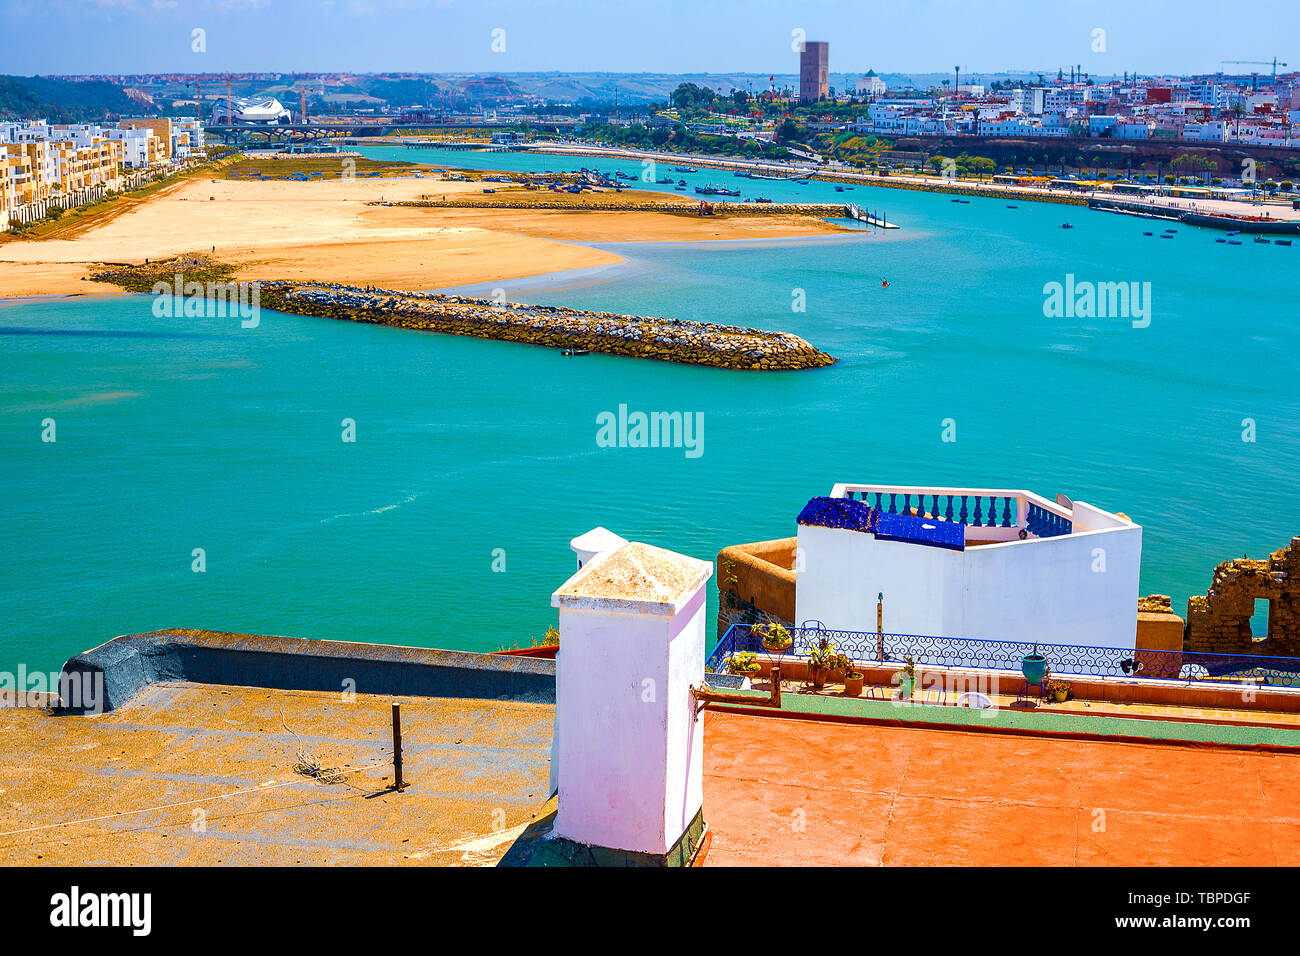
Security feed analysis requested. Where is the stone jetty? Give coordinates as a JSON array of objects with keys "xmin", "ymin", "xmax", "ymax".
[
  {"xmin": 258, "ymin": 282, "xmax": 835, "ymax": 370},
  {"xmin": 89, "ymin": 256, "xmax": 835, "ymax": 370},
  {"xmin": 380, "ymin": 198, "xmax": 846, "ymax": 217}
]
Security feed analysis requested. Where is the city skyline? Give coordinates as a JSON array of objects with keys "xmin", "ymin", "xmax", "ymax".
[{"xmin": 1, "ymin": 0, "xmax": 1295, "ymax": 78}]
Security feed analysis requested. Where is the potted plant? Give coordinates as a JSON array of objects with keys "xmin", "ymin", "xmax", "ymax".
[
  {"xmin": 805, "ymin": 638, "xmax": 837, "ymax": 689},
  {"xmin": 1021, "ymin": 642, "xmax": 1048, "ymax": 686},
  {"xmin": 757, "ymin": 621, "xmax": 793, "ymax": 654},
  {"xmin": 726, "ymin": 651, "xmax": 762, "ymax": 677},
  {"xmin": 896, "ymin": 656, "xmax": 916, "ymax": 699},
  {"xmin": 1044, "ymin": 670, "xmax": 1071, "ymax": 703},
  {"xmin": 844, "ymin": 666, "xmax": 865, "ymax": 697}
]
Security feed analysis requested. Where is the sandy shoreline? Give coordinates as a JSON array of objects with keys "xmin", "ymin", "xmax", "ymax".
[{"xmin": 0, "ymin": 170, "xmax": 843, "ymax": 301}]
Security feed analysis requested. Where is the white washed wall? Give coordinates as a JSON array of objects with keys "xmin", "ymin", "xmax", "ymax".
[{"xmin": 795, "ymin": 508, "xmax": 1141, "ymax": 650}]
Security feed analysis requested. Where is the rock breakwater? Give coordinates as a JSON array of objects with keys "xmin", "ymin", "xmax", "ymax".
[{"xmin": 256, "ymin": 282, "xmax": 837, "ymax": 370}]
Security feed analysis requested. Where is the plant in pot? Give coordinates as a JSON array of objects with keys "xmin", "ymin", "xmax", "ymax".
[
  {"xmin": 726, "ymin": 651, "xmax": 762, "ymax": 678},
  {"xmin": 896, "ymin": 656, "xmax": 916, "ymax": 699},
  {"xmin": 1044, "ymin": 668, "xmax": 1071, "ymax": 703},
  {"xmin": 829, "ymin": 652, "xmax": 852, "ymax": 683},
  {"xmin": 1021, "ymin": 642, "xmax": 1048, "ymax": 686},
  {"xmin": 843, "ymin": 663, "xmax": 865, "ymax": 697},
  {"xmin": 805, "ymin": 638, "xmax": 838, "ymax": 689},
  {"xmin": 757, "ymin": 620, "xmax": 793, "ymax": 654}
]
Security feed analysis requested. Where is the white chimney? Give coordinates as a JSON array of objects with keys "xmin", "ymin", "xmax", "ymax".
[
  {"xmin": 568, "ymin": 526, "xmax": 629, "ymax": 572},
  {"xmin": 549, "ymin": 540, "xmax": 712, "ymax": 864}
]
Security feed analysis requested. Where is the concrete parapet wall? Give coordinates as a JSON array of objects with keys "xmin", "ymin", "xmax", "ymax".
[
  {"xmin": 716, "ymin": 537, "xmax": 798, "ymax": 640},
  {"xmin": 59, "ymin": 628, "xmax": 556, "ymax": 714}
]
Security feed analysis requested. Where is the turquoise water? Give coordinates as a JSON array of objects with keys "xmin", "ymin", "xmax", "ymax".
[{"xmin": 3, "ymin": 146, "xmax": 1299, "ymax": 674}]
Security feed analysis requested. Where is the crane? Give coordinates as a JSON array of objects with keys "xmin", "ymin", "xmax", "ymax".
[{"xmin": 1222, "ymin": 58, "xmax": 1288, "ymax": 88}]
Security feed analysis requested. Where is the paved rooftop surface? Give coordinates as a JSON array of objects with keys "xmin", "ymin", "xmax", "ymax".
[
  {"xmin": 0, "ymin": 683, "xmax": 553, "ymax": 865},
  {"xmin": 700, "ymin": 708, "xmax": 1300, "ymax": 866}
]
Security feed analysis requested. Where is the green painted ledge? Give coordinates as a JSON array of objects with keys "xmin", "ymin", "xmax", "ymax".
[{"xmin": 712, "ymin": 687, "xmax": 1300, "ymax": 749}]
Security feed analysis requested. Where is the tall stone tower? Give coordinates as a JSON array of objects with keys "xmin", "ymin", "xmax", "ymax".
[{"xmin": 799, "ymin": 41, "xmax": 830, "ymax": 102}]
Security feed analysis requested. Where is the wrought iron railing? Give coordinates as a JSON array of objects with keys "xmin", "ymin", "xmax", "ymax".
[{"xmin": 706, "ymin": 623, "xmax": 1300, "ymax": 689}]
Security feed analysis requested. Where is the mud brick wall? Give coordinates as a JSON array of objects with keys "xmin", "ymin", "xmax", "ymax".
[{"xmin": 1186, "ymin": 537, "xmax": 1300, "ymax": 656}]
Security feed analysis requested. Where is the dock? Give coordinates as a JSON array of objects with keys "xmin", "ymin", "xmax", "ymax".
[{"xmin": 844, "ymin": 202, "xmax": 899, "ymax": 229}]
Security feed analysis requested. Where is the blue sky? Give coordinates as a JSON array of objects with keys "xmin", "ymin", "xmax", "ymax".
[{"xmin": 0, "ymin": 0, "xmax": 1293, "ymax": 77}]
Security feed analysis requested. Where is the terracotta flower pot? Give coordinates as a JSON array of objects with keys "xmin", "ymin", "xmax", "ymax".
[
  {"xmin": 844, "ymin": 673, "xmax": 864, "ymax": 697},
  {"xmin": 762, "ymin": 636, "xmax": 793, "ymax": 654},
  {"xmin": 809, "ymin": 664, "xmax": 828, "ymax": 689}
]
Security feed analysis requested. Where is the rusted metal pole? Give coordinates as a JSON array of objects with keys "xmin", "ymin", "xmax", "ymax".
[{"xmin": 392, "ymin": 702, "xmax": 405, "ymax": 791}]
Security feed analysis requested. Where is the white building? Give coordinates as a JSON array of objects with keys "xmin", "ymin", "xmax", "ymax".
[
  {"xmin": 794, "ymin": 483, "xmax": 1142, "ymax": 653},
  {"xmin": 855, "ymin": 71, "xmax": 886, "ymax": 98}
]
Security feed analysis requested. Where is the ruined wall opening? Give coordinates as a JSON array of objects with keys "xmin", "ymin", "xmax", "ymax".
[{"xmin": 1249, "ymin": 598, "xmax": 1271, "ymax": 642}]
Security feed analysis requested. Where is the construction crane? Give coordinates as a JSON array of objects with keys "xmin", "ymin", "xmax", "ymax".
[{"xmin": 1222, "ymin": 58, "xmax": 1288, "ymax": 89}]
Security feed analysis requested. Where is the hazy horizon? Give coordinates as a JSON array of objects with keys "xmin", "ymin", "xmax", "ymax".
[{"xmin": 1, "ymin": 0, "xmax": 1294, "ymax": 79}]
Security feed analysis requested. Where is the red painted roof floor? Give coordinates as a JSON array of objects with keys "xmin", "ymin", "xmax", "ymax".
[{"xmin": 700, "ymin": 709, "xmax": 1300, "ymax": 866}]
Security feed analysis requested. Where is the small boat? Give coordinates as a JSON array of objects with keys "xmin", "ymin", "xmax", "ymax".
[
  {"xmin": 1159, "ymin": 234, "xmax": 1174, "ymax": 239},
  {"xmin": 1277, "ymin": 239, "xmax": 1293, "ymax": 246},
  {"xmin": 1228, "ymin": 239, "xmax": 1243, "ymax": 245},
  {"xmin": 1006, "ymin": 205, "xmax": 1018, "ymax": 209},
  {"xmin": 561, "ymin": 348, "xmax": 590, "ymax": 356},
  {"xmin": 1254, "ymin": 237, "xmax": 1271, "ymax": 244},
  {"xmin": 1061, "ymin": 223, "xmax": 1074, "ymax": 229},
  {"xmin": 677, "ymin": 179, "xmax": 686, "ymax": 186},
  {"xmin": 836, "ymin": 186, "xmax": 845, "ymax": 192},
  {"xmin": 1226, "ymin": 230, "xmax": 1239, "ymax": 236},
  {"xmin": 671, "ymin": 166, "xmax": 697, "ymax": 173},
  {"xmin": 1215, "ymin": 237, "xmax": 1226, "ymax": 243},
  {"xmin": 482, "ymin": 188, "xmax": 495, "ymax": 194},
  {"xmin": 674, "ymin": 184, "xmax": 686, "ymax": 191},
  {"xmin": 695, "ymin": 184, "xmax": 740, "ymax": 196},
  {"xmin": 755, "ymin": 197, "xmax": 772, "ymax": 203},
  {"xmin": 1143, "ymin": 231, "xmax": 1153, "ymax": 236},
  {"xmin": 655, "ymin": 176, "xmax": 674, "ymax": 184}
]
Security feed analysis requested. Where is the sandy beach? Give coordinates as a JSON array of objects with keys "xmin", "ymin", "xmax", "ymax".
[{"xmin": 0, "ymin": 172, "xmax": 842, "ymax": 299}]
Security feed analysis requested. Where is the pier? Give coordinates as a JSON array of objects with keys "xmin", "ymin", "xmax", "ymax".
[{"xmin": 1089, "ymin": 196, "xmax": 1300, "ymax": 234}]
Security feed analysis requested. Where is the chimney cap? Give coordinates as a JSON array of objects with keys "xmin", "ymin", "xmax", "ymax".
[
  {"xmin": 552, "ymin": 541, "xmax": 712, "ymax": 616},
  {"xmin": 569, "ymin": 526, "xmax": 628, "ymax": 556}
]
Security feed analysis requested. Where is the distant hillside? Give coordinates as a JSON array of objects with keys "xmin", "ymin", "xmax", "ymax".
[{"xmin": 0, "ymin": 75, "xmax": 160, "ymax": 123}]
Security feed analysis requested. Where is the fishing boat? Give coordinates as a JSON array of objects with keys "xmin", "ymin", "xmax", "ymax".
[
  {"xmin": 755, "ymin": 197, "xmax": 773, "ymax": 203},
  {"xmin": 1006, "ymin": 205, "xmax": 1018, "ymax": 209},
  {"xmin": 1254, "ymin": 237, "xmax": 1271, "ymax": 244},
  {"xmin": 671, "ymin": 166, "xmax": 697, "ymax": 173},
  {"xmin": 1143, "ymin": 231, "xmax": 1154, "ymax": 236},
  {"xmin": 1159, "ymin": 234, "xmax": 1174, "ymax": 239},
  {"xmin": 836, "ymin": 186, "xmax": 845, "ymax": 192},
  {"xmin": 1228, "ymin": 239, "xmax": 1243, "ymax": 245},
  {"xmin": 695, "ymin": 184, "xmax": 740, "ymax": 196},
  {"xmin": 655, "ymin": 176, "xmax": 674, "ymax": 184},
  {"xmin": 674, "ymin": 184, "xmax": 687, "ymax": 190},
  {"xmin": 561, "ymin": 348, "xmax": 590, "ymax": 356},
  {"xmin": 1061, "ymin": 223, "xmax": 1074, "ymax": 229},
  {"xmin": 1277, "ymin": 239, "xmax": 1293, "ymax": 246},
  {"xmin": 1215, "ymin": 237, "xmax": 1226, "ymax": 243}
]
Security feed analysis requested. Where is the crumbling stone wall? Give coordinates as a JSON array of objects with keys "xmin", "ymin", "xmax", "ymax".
[{"xmin": 1186, "ymin": 537, "xmax": 1300, "ymax": 656}]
